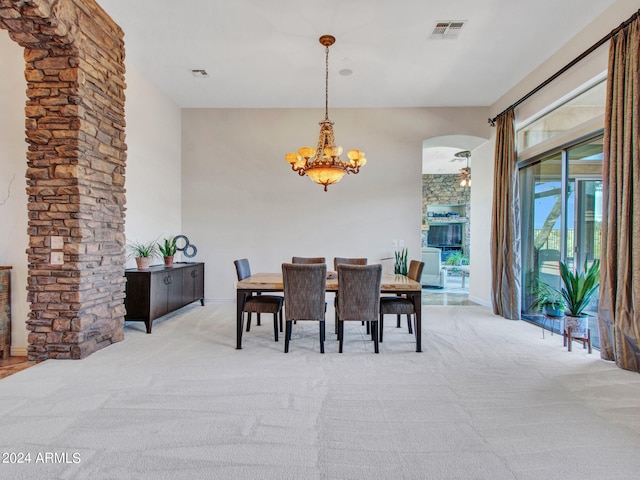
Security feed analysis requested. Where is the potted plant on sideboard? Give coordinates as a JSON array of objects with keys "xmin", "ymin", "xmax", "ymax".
[
  {"xmin": 127, "ymin": 240, "xmax": 159, "ymax": 270},
  {"xmin": 558, "ymin": 259, "xmax": 600, "ymax": 337},
  {"xmin": 158, "ymin": 237, "xmax": 178, "ymax": 267}
]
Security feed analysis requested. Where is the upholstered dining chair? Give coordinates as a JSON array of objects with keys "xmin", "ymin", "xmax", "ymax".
[
  {"xmin": 336, "ymin": 264, "xmax": 382, "ymax": 353},
  {"xmin": 281, "ymin": 263, "xmax": 327, "ymax": 353},
  {"xmin": 333, "ymin": 257, "xmax": 367, "ymax": 269},
  {"xmin": 379, "ymin": 260, "xmax": 424, "ymax": 342},
  {"xmin": 291, "ymin": 256, "xmax": 326, "ymax": 264},
  {"xmin": 333, "ymin": 257, "xmax": 368, "ymax": 334},
  {"xmin": 234, "ymin": 258, "xmax": 283, "ymax": 341}
]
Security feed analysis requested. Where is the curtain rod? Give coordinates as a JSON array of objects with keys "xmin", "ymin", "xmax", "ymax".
[{"xmin": 488, "ymin": 9, "xmax": 640, "ymax": 127}]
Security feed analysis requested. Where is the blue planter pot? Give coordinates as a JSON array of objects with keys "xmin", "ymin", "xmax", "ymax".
[{"xmin": 544, "ymin": 303, "xmax": 564, "ymax": 318}]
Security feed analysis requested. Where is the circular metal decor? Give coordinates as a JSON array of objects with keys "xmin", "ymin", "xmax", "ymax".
[
  {"xmin": 174, "ymin": 235, "xmax": 190, "ymax": 251},
  {"xmin": 183, "ymin": 243, "xmax": 198, "ymax": 258}
]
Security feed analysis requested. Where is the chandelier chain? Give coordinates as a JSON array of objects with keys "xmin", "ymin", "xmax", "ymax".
[{"xmin": 324, "ymin": 45, "xmax": 330, "ymax": 121}]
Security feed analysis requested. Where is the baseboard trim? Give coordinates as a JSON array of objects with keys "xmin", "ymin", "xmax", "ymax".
[
  {"xmin": 10, "ymin": 346, "xmax": 28, "ymax": 357},
  {"xmin": 469, "ymin": 295, "xmax": 491, "ymax": 308}
]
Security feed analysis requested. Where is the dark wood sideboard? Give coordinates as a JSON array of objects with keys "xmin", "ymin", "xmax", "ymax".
[{"xmin": 124, "ymin": 262, "xmax": 204, "ymax": 333}]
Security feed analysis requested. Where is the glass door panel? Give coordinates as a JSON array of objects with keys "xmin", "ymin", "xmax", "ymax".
[
  {"xmin": 567, "ymin": 139, "xmax": 602, "ymax": 268},
  {"xmin": 566, "ymin": 140, "xmax": 603, "ymax": 346},
  {"xmin": 520, "ymin": 152, "xmax": 563, "ymax": 317}
]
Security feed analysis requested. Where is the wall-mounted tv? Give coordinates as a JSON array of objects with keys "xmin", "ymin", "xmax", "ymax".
[{"xmin": 427, "ymin": 223, "xmax": 463, "ymax": 247}]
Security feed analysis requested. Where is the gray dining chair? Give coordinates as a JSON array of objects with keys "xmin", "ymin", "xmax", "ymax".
[
  {"xmin": 333, "ymin": 257, "xmax": 367, "ymax": 270},
  {"xmin": 234, "ymin": 258, "xmax": 283, "ymax": 341},
  {"xmin": 333, "ymin": 257, "xmax": 368, "ymax": 334},
  {"xmin": 379, "ymin": 260, "xmax": 424, "ymax": 342},
  {"xmin": 292, "ymin": 256, "xmax": 326, "ymax": 264},
  {"xmin": 336, "ymin": 264, "xmax": 382, "ymax": 353},
  {"xmin": 282, "ymin": 263, "xmax": 327, "ymax": 353}
]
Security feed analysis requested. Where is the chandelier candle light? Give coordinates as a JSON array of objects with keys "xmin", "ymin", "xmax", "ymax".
[{"xmin": 285, "ymin": 35, "xmax": 366, "ymax": 191}]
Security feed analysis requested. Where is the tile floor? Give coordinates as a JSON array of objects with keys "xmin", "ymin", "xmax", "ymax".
[{"xmin": 422, "ymin": 271, "xmax": 474, "ymax": 306}]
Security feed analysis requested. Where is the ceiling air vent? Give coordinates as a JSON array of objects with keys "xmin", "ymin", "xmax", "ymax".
[{"xmin": 430, "ymin": 21, "xmax": 466, "ymax": 39}]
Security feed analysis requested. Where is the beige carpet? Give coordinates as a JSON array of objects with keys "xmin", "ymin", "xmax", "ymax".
[{"xmin": 1, "ymin": 302, "xmax": 639, "ymax": 480}]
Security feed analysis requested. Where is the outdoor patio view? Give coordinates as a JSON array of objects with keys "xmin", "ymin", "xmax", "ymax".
[{"xmin": 520, "ymin": 138, "xmax": 603, "ymax": 347}]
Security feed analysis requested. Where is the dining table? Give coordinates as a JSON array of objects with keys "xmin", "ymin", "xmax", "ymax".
[{"xmin": 236, "ymin": 272, "xmax": 423, "ymax": 352}]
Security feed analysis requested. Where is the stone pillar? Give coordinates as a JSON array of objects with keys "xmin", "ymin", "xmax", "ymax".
[{"xmin": 0, "ymin": 0, "xmax": 127, "ymax": 360}]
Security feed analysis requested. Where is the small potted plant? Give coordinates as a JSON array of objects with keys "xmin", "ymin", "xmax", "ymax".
[
  {"xmin": 558, "ymin": 259, "xmax": 600, "ymax": 336},
  {"xmin": 394, "ymin": 248, "xmax": 408, "ymax": 276},
  {"xmin": 531, "ymin": 280, "xmax": 566, "ymax": 318},
  {"xmin": 445, "ymin": 251, "xmax": 469, "ymax": 276},
  {"xmin": 158, "ymin": 237, "xmax": 178, "ymax": 267},
  {"xmin": 127, "ymin": 240, "xmax": 158, "ymax": 270},
  {"xmin": 445, "ymin": 251, "xmax": 469, "ymax": 267}
]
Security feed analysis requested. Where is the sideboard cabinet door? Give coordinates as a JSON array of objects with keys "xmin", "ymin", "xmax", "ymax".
[{"xmin": 183, "ymin": 263, "xmax": 204, "ymax": 305}]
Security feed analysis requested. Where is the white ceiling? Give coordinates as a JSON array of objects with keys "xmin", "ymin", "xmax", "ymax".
[
  {"xmin": 97, "ymin": 0, "xmax": 615, "ymax": 109},
  {"xmin": 95, "ymin": 0, "xmax": 615, "ymax": 174}
]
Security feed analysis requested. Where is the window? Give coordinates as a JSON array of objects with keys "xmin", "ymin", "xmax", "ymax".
[
  {"xmin": 518, "ymin": 80, "xmax": 606, "ymax": 151},
  {"xmin": 519, "ymin": 136, "xmax": 603, "ymax": 347}
]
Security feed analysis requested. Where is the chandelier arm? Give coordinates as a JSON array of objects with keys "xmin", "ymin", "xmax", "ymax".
[{"xmin": 290, "ymin": 164, "xmax": 304, "ymax": 175}]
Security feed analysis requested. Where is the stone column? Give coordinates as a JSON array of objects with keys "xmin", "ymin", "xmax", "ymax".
[{"xmin": 1, "ymin": 0, "xmax": 127, "ymax": 360}]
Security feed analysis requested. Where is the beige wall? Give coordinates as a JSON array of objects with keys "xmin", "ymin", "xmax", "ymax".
[
  {"xmin": 467, "ymin": 140, "xmax": 494, "ymax": 306},
  {"xmin": 0, "ymin": 30, "xmax": 29, "ymax": 355},
  {"xmin": 122, "ymin": 62, "xmax": 183, "ymax": 269},
  {"xmin": 182, "ymin": 107, "xmax": 490, "ymax": 301}
]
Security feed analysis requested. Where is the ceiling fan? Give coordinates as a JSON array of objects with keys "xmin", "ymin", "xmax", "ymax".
[{"xmin": 455, "ymin": 150, "xmax": 471, "ymax": 187}]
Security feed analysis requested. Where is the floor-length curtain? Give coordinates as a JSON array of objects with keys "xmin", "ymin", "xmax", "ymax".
[
  {"xmin": 490, "ymin": 108, "xmax": 521, "ymax": 319},
  {"xmin": 599, "ymin": 15, "xmax": 640, "ymax": 372}
]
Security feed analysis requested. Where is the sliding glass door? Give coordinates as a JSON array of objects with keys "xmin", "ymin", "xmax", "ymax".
[
  {"xmin": 520, "ymin": 136, "xmax": 602, "ymax": 345},
  {"xmin": 520, "ymin": 152, "xmax": 563, "ymax": 313}
]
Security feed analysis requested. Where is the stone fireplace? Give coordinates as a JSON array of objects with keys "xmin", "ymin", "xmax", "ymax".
[{"xmin": 422, "ymin": 174, "xmax": 471, "ymax": 261}]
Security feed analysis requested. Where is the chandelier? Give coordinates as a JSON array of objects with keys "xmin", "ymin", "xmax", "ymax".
[
  {"xmin": 285, "ymin": 35, "xmax": 366, "ymax": 191},
  {"xmin": 456, "ymin": 150, "xmax": 471, "ymax": 187}
]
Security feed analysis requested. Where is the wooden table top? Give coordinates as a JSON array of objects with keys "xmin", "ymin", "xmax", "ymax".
[{"xmin": 237, "ymin": 272, "xmax": 421, "ymax": 293}]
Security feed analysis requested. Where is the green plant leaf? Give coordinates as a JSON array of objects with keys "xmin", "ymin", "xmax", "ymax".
[
  {"xmin": 158, "ymin": 236, "xmax": 178, "ymax": 257},
  {"xmin": 558, "ymin": 259, "xmax": 600, "ymax": 316},
  {"xmin": 126, "ymin": 239, "xmax": 159, "ymax": 259}
]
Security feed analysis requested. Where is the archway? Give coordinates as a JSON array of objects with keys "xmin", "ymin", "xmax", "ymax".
[
  {"xmin": 0, "ymin": 0, "xmax": 127, "ymax": 360},
  {"xmin": 421, "ymin": 134, "xmax": 487, "ymax": 300}
]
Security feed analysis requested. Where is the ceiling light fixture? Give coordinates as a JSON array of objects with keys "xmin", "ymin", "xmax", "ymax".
[
  {"xmin": 284, "ymin": 35, "xmax": 366, "ymax": 192},
  {"xmin": 455, "ymin": 150, "xmax": 471, "ymax": 187}
]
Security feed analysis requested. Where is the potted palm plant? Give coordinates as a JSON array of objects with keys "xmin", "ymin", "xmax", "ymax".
[
  {"xmin": 158, "ymin": 237, "xmax": 178, "ymax": 267},
  {"xmin": 558, "ymin": 259, "xmax": 600, "ymax": 336},
  {"xmin": 127, "ymin": 240, "xmax": 158, "ymax": 270}
]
